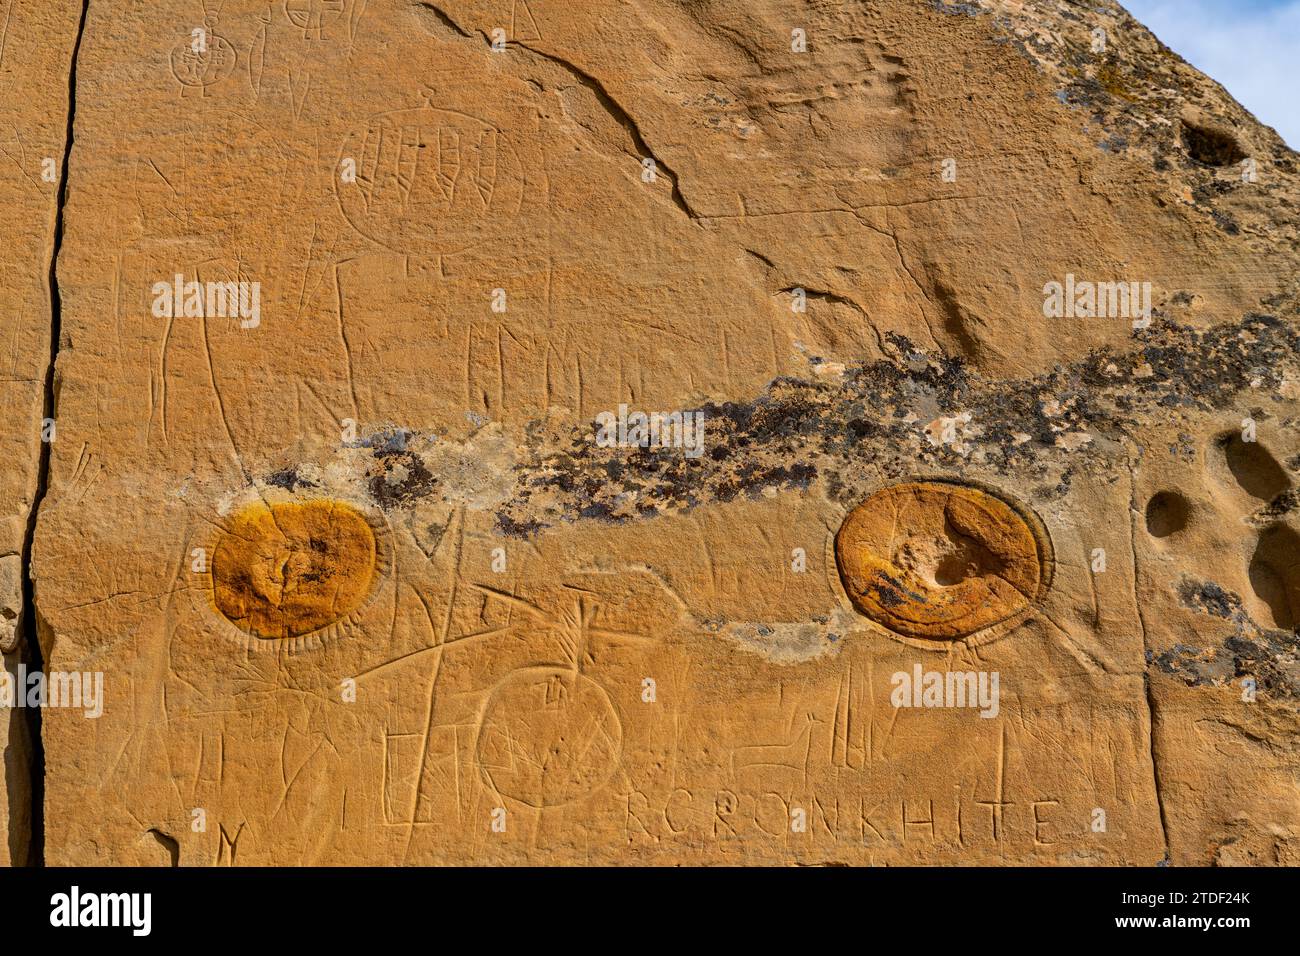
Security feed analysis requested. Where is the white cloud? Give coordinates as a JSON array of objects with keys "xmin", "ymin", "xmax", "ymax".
[{"xmin": 1124, "ymin": 0, "xmax": 1300, "ymax": 147}]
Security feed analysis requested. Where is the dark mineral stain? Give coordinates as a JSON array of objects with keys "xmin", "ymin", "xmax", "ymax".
[
  {"xmin": 1252, "ymin": 489, "xmax": 1298, "ymax": 524},
  {"xmin": 496, "ymin": 513, "xmax": 544, "ymax": 537}
]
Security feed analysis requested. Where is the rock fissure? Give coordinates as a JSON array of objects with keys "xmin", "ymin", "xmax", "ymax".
[{"xmin": 16, "ymin": 0, "xmax": 91, "ymax": 868}]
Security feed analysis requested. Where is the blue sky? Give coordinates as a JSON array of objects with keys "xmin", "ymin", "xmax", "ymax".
[{"xmin": 1123, "ymin": 0, "xmax": 1299, "ymax": 147}]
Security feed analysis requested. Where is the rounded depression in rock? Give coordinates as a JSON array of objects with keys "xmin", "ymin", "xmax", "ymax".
[
  {"xmin": 835, "ymin": 481, "xmax": 1050, "ymax": 640},
  {"xmin": 211, "ymin": 500, "xmax": 378, "ymax": 639}
]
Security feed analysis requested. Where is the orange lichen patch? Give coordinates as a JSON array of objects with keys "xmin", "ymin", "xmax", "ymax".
[
  {"xmin": 211, "ymin": 500, "xmax": 377, "ymax": 640},
  {"xmin": 835, "ymin": 481, "xmax": 1050, "ymax": 640}
]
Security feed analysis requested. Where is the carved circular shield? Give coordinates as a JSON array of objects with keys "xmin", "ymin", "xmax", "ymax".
[
  {"xmin": 335, "ymin": 107, "xmax": 526, "ymax": 256},
  {"xmin": 170, "ymin": 34, "xmax": 237, "ymax": 89},
  {"xmin": 210, "ymin": 499, "xmax": 380, "ymax": 639},
  {"xmin": 835, "ymin": 480, "xmax": 1051, "ymax": 640},
  {"xmin": 476, "ymin": 668, "xmax": 623, "ymax": 808}
]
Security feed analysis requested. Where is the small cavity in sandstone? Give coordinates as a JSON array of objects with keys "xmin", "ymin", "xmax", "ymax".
[
  {"xmin": 1145, "ymin": 490, "xmax": 1191, "ymax": 538},
  {"xmin": 1248, "ymin": 525, "xmax": 1300, "ymax": 630},
  {"xmin": 1220, "ymin": 433, "xmax": 1290, "ymax": 500},
  {"xmin": 1181, "ymin": 121, "xmax": 1248, "ymax": 167}
]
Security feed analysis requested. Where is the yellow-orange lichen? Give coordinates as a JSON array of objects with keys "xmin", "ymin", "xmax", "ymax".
[
  {"xmin": 211, "ymin": 499, "xmax": 377, "ymax": 639},
  {"xmin": 835, "ymin": 481, "xmax": 1050, "ymax": 640}
]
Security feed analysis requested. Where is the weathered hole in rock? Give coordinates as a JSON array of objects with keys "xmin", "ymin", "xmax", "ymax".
[
  {"xmin": 1220, "ymin": 432, "xmax": 1290, "ymax": 500},
  {"xmin": 1181, "ymin": 121, "xmax": 1247, "ymax": 167},
  {"xmin": 210, "ymin": 500, "xmax": 377, "ymax": 640},
  {"xmin": 1145, "ymin": 491, "xmax": 1190, "ymax": 538},
  {"xmin": 1248, "ymin": 525, "xmax": 1300, "ymax": 630},
  {"xmin": 148, "ymin": 828, "xmax": 180, "ymax": 867},
  {"xmin": 835, "ymin": 480, "xmax": 1051, "ymax": 640}
]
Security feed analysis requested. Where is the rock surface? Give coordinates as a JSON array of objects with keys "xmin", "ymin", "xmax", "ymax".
[{"xmin": 0, "ymin": 0, "xmax": 1295, "ymax": 864}]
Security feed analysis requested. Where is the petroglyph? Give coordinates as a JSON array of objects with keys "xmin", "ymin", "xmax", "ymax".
[
  {"xmin": 209, "ymin": 499, "xmax": 381, "ymax": 639},
  {"xmin": 169, "ymin": 15, "xmax": 237, "ymax": 96},
  {"xmin": 336, "ymin": 101, "xmax": 527, "ymax": 255},
  {"xmin": 7, "ymin": 0, "xmax": 1298, "ymax": 872},
  {"xmin": 834, "ymin": 481, "xmax": 1051, "ymax": 640},
  {"xmin": 286, "ymin": 0, "xmax": 347, "ymax": 40},
  {"xmin": 476, "ymin": 667, "xmax": 623, "ymax": 808}
]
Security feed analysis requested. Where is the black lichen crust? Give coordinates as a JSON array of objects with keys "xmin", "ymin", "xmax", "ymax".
[
  {"xmin": 495, "ymin": 313, "xmax": 1300, "ymax": 536},
  {"xmin": 1159, "ymin": 577, "xmax": 1300, "ymax": 699}
]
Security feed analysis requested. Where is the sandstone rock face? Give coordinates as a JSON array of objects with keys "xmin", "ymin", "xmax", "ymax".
[{"xmin": 1, "ymin": 0, "xmax": 1295, "ymax": 864}]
